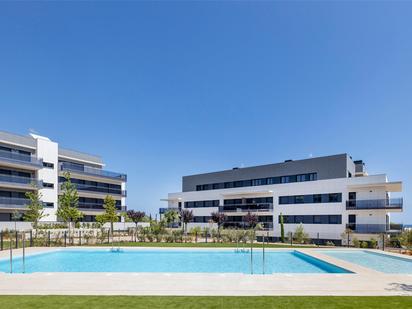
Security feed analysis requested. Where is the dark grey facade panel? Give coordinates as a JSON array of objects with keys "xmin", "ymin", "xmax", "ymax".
[
  {"xmin": 182, "ymin": 154, "xmax": 351, "ymax": 192},
  {"xmin": 0, "ymin": 131, "xmax": 36, "ymax": 149}
]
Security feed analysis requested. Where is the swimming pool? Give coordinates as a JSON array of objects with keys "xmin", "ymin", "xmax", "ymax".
[
  {"xmin": 0, "ymin": 249, "xmax": 350, "ymax": 274},
  {"xmin": 320, "ymin": 250, "xmax": 412, "ymax": 273}
]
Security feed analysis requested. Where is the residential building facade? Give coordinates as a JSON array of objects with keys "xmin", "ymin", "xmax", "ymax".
[
  {"xmin": 0, "ymin": 131, "xmax": 126, "ymax": 222},
  {"xmin": 164, "ymin": 154, "xmax": 403, "ymax": 244}
]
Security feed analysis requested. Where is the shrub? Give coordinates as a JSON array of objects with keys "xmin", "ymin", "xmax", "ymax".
[
  {"xmin": 293, "ymin": 224, "xmax": 309, "ymax": 244},
  {"xmin": 369, "ymin": 238, "xmax": 377, "ymax": 249},
  {"xmin": 352, "ymin": 237, "xmax": 360, "ymax": 248},
  {"xmin": 361, "ymin": 241, "xmax": 368, "ymax": 248},
  {"xmin": 325, "ymin": 241, "xmax": 335, "ymax": 246}
]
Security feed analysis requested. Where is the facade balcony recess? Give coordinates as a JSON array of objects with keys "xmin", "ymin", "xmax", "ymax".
[
  {"xmin": 219, "ymin": 203, "xmax": 273, "ymax": 213},
  {"xmin": 59, "ymin": 162, "xmax": 127, "ymax": 181},
  {"xmin": 0, "ymin": 197, "xmax": 31, "ymax": 209},
  {"xmin": 346, "ymin": 198, "xmax": 403, "ymax": 210},
  {"xmin": 346, "ymin": 223, "xmax": 403, "ymax": 234},
  {"xmin": 0, "ymin": 149, "xmax": 42, "ymax": 168},
  {"xmin": 223, "ymin": 221, "xmax": 274, "ymax": 230},
  {"xmin": 77, "ymin": 202, "xmax": 124, "ymax": 211},
  {"xmin": 59, "ymin": 184, "xmax": 126, "ymax": 196},
  {"xmin": 0, "ymin": 174, "xmax": 42, "ymax": 188}
]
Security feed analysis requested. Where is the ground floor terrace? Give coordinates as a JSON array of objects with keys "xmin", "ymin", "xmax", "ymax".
[{"xmin": 0, "ymin": 247, "xmax": 412, "ymax": 297}]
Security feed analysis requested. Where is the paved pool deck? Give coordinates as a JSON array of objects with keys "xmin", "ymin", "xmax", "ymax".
[{"xmin": 1, "ymin": 247, "xmax": 412, "ymax": 296}]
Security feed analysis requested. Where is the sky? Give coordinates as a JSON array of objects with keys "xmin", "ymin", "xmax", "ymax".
[{"xmin": 0, "ymin": 1, "xmax": 411, "ymax": 222}]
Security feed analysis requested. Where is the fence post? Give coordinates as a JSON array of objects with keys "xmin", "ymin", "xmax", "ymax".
[
  {"xmin": 382, "ymin": 233, "xmax": 385, "ymax": 251},
  {"xmin": 317, "ymin": 232, "xmax": 320, "ymax": 246},
  {"xmin": 64, "ymin": 231, "xmax": 67, "ymax": 247},
  {"xmin": 290, "ymin": 232, "xmax": 293, "ymax": 246},
  {"xmin": 48, "ymin": 231, "xmax": 51, "ymax": 247},
  {"xmin": 79, "ymin": 231, "xmax": 82, "ymax": 246},
  {"xmin": 205, "ymin": 232, "xmax": 208, "ymax": 243},
  {"xmin": 107, "ymin": 230, "xmax": 110, "ymax": 244},
  {"xmin": 15, "ymin": 231, "xmax": 18, "ymax": 249},
  {"xmin": 30, "ymin": 230, "xmax": 33, "ymax": 247},
  {"xmin": 195, "ymin": 231, "xmax": 198, "ymax": 243},
  {"xmin": 0, "ymin": 231, "xmax": 3, "ymax": 251}
]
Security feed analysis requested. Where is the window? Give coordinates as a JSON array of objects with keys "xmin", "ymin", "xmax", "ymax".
[
  {"xmin": 42, "ymin": 162, "xmax": 54, "ymax": 169},
  {"xmin": 279, "ymin": 193, "xmax": 342, "ymax": 205},
  {"xmin": 44, "ymin": 202, "xmax": 54, "ymax": 208},
  {"xmin": 43, "ymin": 182, "xmax": 54, "ymax": 188},
  {"xmin": 185, "ymin": 200, "xmax": 219, "ymax": 208},
  {"xmin": 281, "ymin": 215, "xmax": 341, "ymax": 224},
  {"xmin": 193, "ymin": 173, "xmax": 317, "ymax": 191}
]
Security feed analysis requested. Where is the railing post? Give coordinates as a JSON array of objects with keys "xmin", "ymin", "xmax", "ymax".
[
  {"xmin": 382, "ymin": 233, "xmax": 385, "ymax": 251},
  {"xmin": 30, "ymin": 230, "xmax": 33, "ymax": 247},
  {"xmin": 250, "ymin": 237, "xmax": 253, "ymax": 274},
  {"xmin": 9, "ymin": 235, "xmax": 13, "ymax": 273},
  {"xmin": 15, "ymin": 231, "xmax": 18, "ymax": 249},
  {"xmin": 22, "ymin": 232, "xmax": 25, "ymax": 273},
  {"xmin": 48, "ymin": 231, "xmax": 51, "ymax": 247},
  {"xmin": 205, "ymin": 232, "xmax": 208, "ymax": 243},
  {"xmin": 64, "ymin": 231, "xmax": 67, "ymax": 247},
  {"xmin": 79, "ymin": 231, "xmax": 82, "ymax": 246},
  {"xmin": 262, "ymin": 233, "xmax": 265, "ymax": 274},
  {"xmin": 290, "ymin": 232, "xmax": 293, "ymax": 246}
]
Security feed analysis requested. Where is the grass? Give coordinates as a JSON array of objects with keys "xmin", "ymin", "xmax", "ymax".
[
  {"xmin": 0, "ymin": 296, "xmax": 411, "ymax": 309},
  {"xmin": 92, "ymin": 241, "xmax": 317, "ymax": 248}
]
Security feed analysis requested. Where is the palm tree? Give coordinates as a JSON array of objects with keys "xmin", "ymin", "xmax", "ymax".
[{"xmin": 179, "ymin": 209, "xmax": 193, "ymax": 234}]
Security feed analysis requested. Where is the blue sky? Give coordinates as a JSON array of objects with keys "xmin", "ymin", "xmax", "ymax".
[{"xmin": 0, "ymin": 1, "xmax": 411, "ymax": 222}]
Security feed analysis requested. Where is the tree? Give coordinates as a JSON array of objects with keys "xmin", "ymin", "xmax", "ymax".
[
  {"xmin": 280, "ymin": 212, "xmax": 285, "ymax": 243},
  {"xmin": 341, "ymin": 228, "xmax": 353, "ymax": 247},
  {"xmin": 179, "ymin": 209, "xmax": 193, "ymax": 234},
  {"xmin": 244, "ymin": 212, "xmax": 258, "ymax": 229},
  {"xmin": 96, "ymin": 195, "xmax": 119, "ymax": 233},
  {"xmin": 163, "ymin": 209, "xmax": 180, "ymax": 227},
  {"xmin": 211, "ymin": 212, "xmax": 227, "ymax": 230},
  {"xmin": 294, "ymin": 224, "xmax": 309, "ymax": 244},
  {"xmin": 24, "ymin": 189, "xmax": 46, "ymax": 234},
  {"xmin": 127, "ymin": 210, "xmax": 146, "ymax": 228},
  {"xmin": 399, "ymin": 229, "xmax": 412, "ymax": 251},
  {"xmin": 57, "ymin": 172, "xmax": 84, "ymax": 236}
]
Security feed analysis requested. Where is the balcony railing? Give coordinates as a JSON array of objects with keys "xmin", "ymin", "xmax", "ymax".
[
  {"xmin": 0, "ymin": 174, "xmax": 42, "ymax": 187},
  {"xmin": 77, "ymin": 202, "xmax": 123, "ymax": 211},
  {"xmin": 346, "ymin": 198, "xmax": 403, "ymax": 210},
  {"xmin": 346, "ymin": 223, "xmax": 403, "ymax": 234},
  {"xmin": 60, "ymin": 183, "xmax": 126, "ymax": 196},
  {"xmin": 219, "ymin": 203, "xmax": 273, "ymax": 213},
  {"xmin": 0, "ymin": 149, "xmax": 42, "ymax": 167},
  {"xmin": 0, "ymin": 197, "xmax": 31, "ymax": 208},
  {"xmin": 59, "ymin": 162, "xmax": 127, "ymax": 181},
  {"xmin": 223, "ymin": 221, "xmax": 274, "ymax": 230}
]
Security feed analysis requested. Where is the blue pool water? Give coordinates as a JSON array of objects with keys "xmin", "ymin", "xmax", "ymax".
[
  {"xmin": 321, "ymin": 250, "xmax": 412, "ymax": 273},
  {"xmin": 0, "ymin": 249, "xmax": 350, "ymax": 274}
]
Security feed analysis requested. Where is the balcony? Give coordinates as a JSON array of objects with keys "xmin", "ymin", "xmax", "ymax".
[
  {"xmin": 59, "ymin": 162, "xmax": 127, "ymax": 181},
  {"xmin": 219, "ymin": 203, "xmax": 273, "ymax": 213},
  {"xmin": 61, "ymin": 183, "xmax": 126, "ymax": 197},
  {"xmin": 77, "ymin": 202, "xmax": 124, "ymax": 211},
  {"xmin": 0, "ymin": 149, "xmax": 42, "ymax": 168},
  {"xmin": 0, "ymin": 197, "xmax": 31, "ymax": 209},
  {"xmin": 346, "ymin": 198, "xmax": 403, "ymax": 210},
  {"xmin": 346, "ymin": 223, "xmax": 403, "ymax": 234},
  {"xmin": 0, "ymin": 174, "xmax": 42, "ymax": 189},
  {"xmin": 223, "ymin": 221, "xmax": 273, "ymax": 230}
]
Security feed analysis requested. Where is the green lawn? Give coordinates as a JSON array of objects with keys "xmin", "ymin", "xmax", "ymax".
[
  {"xmin": 93, "ymin": 241, "xmax": 316, "ymax": 248},
  {"xmin": 0, "ymin": 296, "xmax": 411, "ymax": 309}
]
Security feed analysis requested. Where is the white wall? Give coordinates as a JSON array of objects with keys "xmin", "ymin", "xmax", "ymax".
[{"xmin": 34, "ymin": 136, "xmax": 59, "ymax": 222}]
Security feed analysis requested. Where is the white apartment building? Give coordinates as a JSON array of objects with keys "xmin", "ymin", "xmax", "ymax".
[
  {"xmin": 164, "ymin": 154, "xmax": 403, "ymax": 244},
  {"xmin": 0, "ymin": 131, "xmax": 126, "ymax": 223}
]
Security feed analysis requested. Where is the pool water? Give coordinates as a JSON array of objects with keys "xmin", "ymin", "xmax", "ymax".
[
  {"xmin": 0, "ymin": 249, "xmax": 350, "ymax": 274},
  {"xmin": 321, "ymin": 250, "xmax": 412, "ymax": 273}
]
